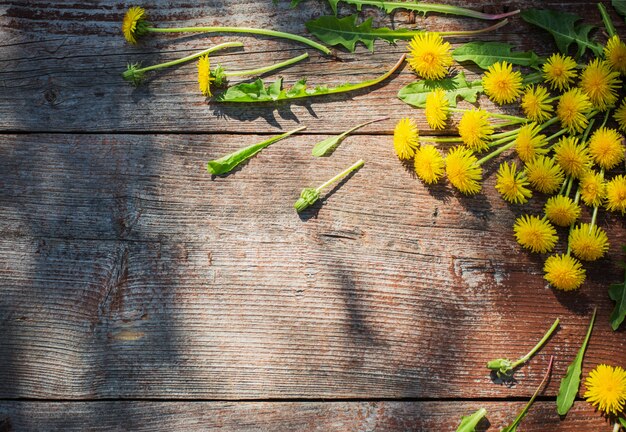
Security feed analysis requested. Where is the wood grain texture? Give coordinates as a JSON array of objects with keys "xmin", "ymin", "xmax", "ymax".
[
  {"xmin": 1, "ymin": 133, "xmax": 625, "ymax": 399},
  {"xmin": 0, "ymin": 0, "xmax": 622, "ymax": 134},
  {"xmin": 0, "ymin": 401, "xmax": 616, "ymax": 431},
  {"xmin": 1, "ymin": 0, "xmax": 626, "ymax": 429}
]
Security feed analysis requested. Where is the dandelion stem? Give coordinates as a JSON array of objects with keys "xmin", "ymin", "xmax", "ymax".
[
  {"xmin": 546, "ymin": 128, "xmax": 567, "ymax": 143},
  {"xmin": 491, "ymin": 128, "xmax": 521, "ymax": 140},
  {"xmin": 420, "ymin": 136, "xmax": 463, "ymax": 143},
  {"xmin": 451, "ymin": 108, "xmax": 527, "ymax": 123},
  {"xmin": 223, "ymin": 53, "xmax": 309, "ymax": 77},
  {"xmin": 590, "ymin": 205, "xmax": 599, "ymax": 230},
  {"xmin": 477, "ymin": 139, "xmax": 515, "ymax": 165},
  {"xmin": 487, "ymin": 134, "xmax": 516, "ymax": 148},
  {"xmin": 146, "ymin": 26, "xmax": 331, "ymax": 54},
  {"xmin": 565, "ymin": 175, "xmax": 574, "ymax": 197},
  {"xmin": 511, "ymin": 319, "xmax": 559, "ymax": 369},
  {"xmin": 538, "ymin": 117, "xmax": 560, "ymax": 131},
  {"xmin": 128, "ymin": 41, "xmax": 243, "ymax": 75},
  {"xmin": 612, "ymin": 421, "xmax": 621, "ymax": 432},
  {"xmin": 316, "ymin": 159, "xmax": 364, "ymax": 193},
  {"xmin": 600, "ymin": 110, "xmax": 611, "ymax": 128},
  {"xmin": 581, "ymin": 118, "xmax": 596, "ymax": 143}
]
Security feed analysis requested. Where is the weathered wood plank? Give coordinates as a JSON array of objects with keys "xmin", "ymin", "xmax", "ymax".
[
  {"xmin": 0, "ymin": 401, "xmax": 615, "ymax": 431},
  {"xmin": 1, "ymin": 233, "xmax": 624, "ymax": 399},
  {"xmin": 0, "ymin": 0, "xmax": 621, "ymax": 133},
  {"xmin": 1, "ymin": 134, "xmax": 625, "ymax": 399}
]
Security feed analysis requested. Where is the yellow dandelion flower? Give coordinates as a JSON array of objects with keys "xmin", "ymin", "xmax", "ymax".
[
  {"xmin": 495, "ymin": 161, "xmax": 532, "ymax": 204},
  {"xmin": 445, "ymin": 146, "xmax": 482, "ymax": 195},
  {"xmin": 584, "ymin": 364, "xmax": 626, "ymax": 416},
  {"xmin": 513, "ymin": 215, "xmax": 557, "ymax": 253},
  {"xmin": 515, "ymin": 123, "xmax": 548, "ymax": 163},
  {"xmin": 197, "ymin": 55, "xmax": 214, "ymax": 97},
  {"xmin": 544, "ymin": 254, "xmax": 585, "ymax": 291},
  {"xmin": 425, "ymin": 89, "xmax": 450, "ymax": 130},
  {"xmin": 394, "ymin": 118, "xmax": 419, "ymax": 160},
  {"xmin": 525, "ymin": 156, "xmax": 565, "ymax": 194},
  {"xmin": 614, "ymin": 99, "xmax": 626, "ymax": 133},
  {"xmin": 588, "ymin": 127, "xmax": 625, "ymax": 170},
  {"xmin": 482, "ymin": 61, "xmax": 523, "ymax": 105},
  {"xmin": 458, "ymin": 109, "xmax": 493, "ymax": 152},
  {"xmin": 580, "ymin": 171, "xmax": 606, "ymax": 207},
  {"xmin": 544, "ymin": 195, "xmax": 581, "ymax": 227},
  {"xmin": 606, "ymin": 175, "xmax": 626, "ymax": 214},
  {"xmin": 580, "ymin": 59, "xmax": 621, "ymax": 111},
  {"xmin": 604, "ymin": 35, "xmax": 626, "ymax": 75},
  {"xmin": 542, "ymin": 53, "xmax": 577, "ymax": 91},
  {"xmin": 521, "ymin": 85, "xmax": 554, "ymax": 123},
  {"xmin": 407, "ymin": 32, "xmax": 453, "ymax": 80},
  {"xmin": 122, "ymin": 6, "xmax": 148, "ymax": 44},
  {"xmin": 414, "ymin": 145, "xmax": 445, "ymax": 184},
  {"xmin": 569, "ymin": 223, "xmax": 609, "ymax": 261},
  {"xmin": 553, "ymin": 136, "xmax": 592, "ymax": 178},
  {"xmin": 556, "ymin": 88, "xmax": 592, "ymax": 134}
]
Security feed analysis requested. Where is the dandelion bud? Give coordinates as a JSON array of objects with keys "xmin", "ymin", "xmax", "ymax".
[{"xmin": 294, "ymin": 188, "xmax": 320, "ymax": 213}]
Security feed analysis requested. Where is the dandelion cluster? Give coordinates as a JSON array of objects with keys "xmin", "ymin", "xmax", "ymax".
[{"xmin": 396, "ymin": 24, "xmax": 626, "ymax": 293}]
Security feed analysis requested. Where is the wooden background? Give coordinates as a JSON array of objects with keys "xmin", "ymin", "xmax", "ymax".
[{"xmin": 1, "ymin": 0, "xmax": 625, "ymax": 430}]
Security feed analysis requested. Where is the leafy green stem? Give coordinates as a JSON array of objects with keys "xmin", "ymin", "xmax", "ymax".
[
  {"xmin": 324, "ymin": 54, "xmax": 405, "ymax": 95},
  {"xmin": 218, "ymin": 54, "xmax": 406, "ymax": 103},
  {"xmin": 598, "ymin": 3, "xmax": 617, "ymax": 37},
  {"xmin": 122, "ymin": 41, "xmax": 243, "ymax": 85},
  {"xmin": 312, "ymin": 116, "xmax": 388, "ymax": 157},
  {"xmin": 146, "ymin": 26, "xmax": 331, "ymax": 54},
  {"xmin": 207, "ymin": 126, "xmax": 306, "ymax": 175},
  {"xmin": 223, "ymin": 53, "xmax": 309, "ymax": 77}
]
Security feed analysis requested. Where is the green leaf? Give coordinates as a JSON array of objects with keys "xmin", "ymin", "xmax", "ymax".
[
  {"xmin": 456, "ymin": 408, "xmax": 487, "ymax": 432},
  {"xmin": 306, "ymin": 14, "xmax": 419, "ymax": 52},
  {"xmin": 207, "ymin": 126, "xmax": 305, "ymax": 175},
  {"xmin": 556, "ymin": 308, "xmax": 597, "ymax": 416},
  {"xmin": 612, "ymin": 0, "xmax": 626, "ymax": 17},
  {"xmin": 453, "ymin": 42, "xmax": 542, "ymax": 70},
  {"xmin": 620, "ymin": 417, "xmax": 626, "ymax": 428},
  {"xmin": 312, "ymin": 117, "xmax": 387, "ymax": 157},
  {"xmin": 397, "ymin": 72, "xmax": 482, "ymax": 109},
  {"xmin": 218, "ymin": 55, "xmax": 405, "ymax": 103},
  {"xmin": 609, "ymin": 250, "xmax": 626, "ymax": 330},
  {"xmin": 336, "ymin": 0, "xmax": 519, "ymax": 20},
  {"xmin": 520, "ymin": 9, "xmax": 603, "ymax": 57}
]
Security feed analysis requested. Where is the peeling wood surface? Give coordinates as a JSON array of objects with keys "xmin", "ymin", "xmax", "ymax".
[{"xmin": 1, "ymin": 0, "xmax": 625, "ymax": 430}]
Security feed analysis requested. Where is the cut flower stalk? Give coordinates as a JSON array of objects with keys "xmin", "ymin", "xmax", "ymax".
[
  {"xmin": 122, "ymin": 41, "xmax": 243, "ymax": 86},
  {"xmin": 122, "ymin": 6, "xmax": 332, "ymax": 54},
  {"xmin": 487, "ymin": 317, "xmax": 559, "ymax": 378},
  {"xmin": 294, "ymin": 159, "xmax": 364, "ymax": 212}
]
